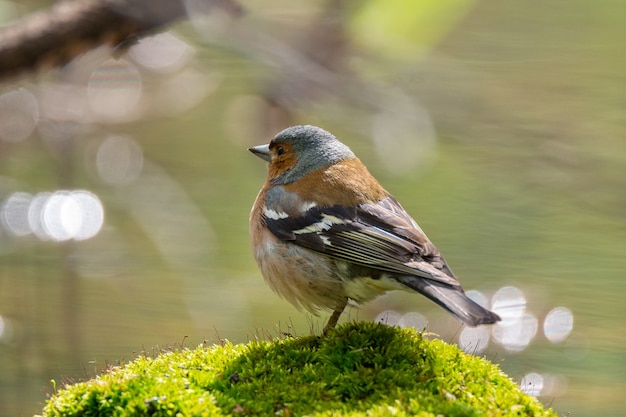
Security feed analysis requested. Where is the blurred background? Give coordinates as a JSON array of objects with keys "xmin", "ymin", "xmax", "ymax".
[{"xmin": 0, "ymin": 0, "xmax": 624, "ymax": 415}]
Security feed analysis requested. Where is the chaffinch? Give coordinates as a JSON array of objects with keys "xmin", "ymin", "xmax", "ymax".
[{"xmin": 249, "ymin": 125, "xmax": 500, "ymax": 334}]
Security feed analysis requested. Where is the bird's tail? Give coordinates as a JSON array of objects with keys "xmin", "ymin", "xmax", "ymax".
[{"xmin": 398, "ymin": 276, "xmax": 500, "ymax": 326}]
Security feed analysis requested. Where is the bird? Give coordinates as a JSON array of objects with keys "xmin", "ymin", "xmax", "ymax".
[{"xmin": 248, "ymin": 125, "xmax": 500, "ymax": 334}]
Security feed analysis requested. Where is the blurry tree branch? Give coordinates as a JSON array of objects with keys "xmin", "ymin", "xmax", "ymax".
[{"xmin": 0, "ymin": 0, "xmax": 244, "ymax": 82}]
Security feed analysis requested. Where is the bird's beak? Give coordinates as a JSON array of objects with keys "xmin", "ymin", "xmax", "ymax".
[{"xmin": 248, "ymin": 144, "xmax": 271, "ymax": 162}]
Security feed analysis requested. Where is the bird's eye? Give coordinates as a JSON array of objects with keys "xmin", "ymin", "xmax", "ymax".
[{"xmin": 276, "ymin": 145, "xmax": 285, "ymax": 156}]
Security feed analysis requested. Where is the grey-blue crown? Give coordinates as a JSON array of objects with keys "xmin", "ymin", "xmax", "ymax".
[{"xmin": 271, "ymin": 125, "xmax": 355, "ymax": 184}]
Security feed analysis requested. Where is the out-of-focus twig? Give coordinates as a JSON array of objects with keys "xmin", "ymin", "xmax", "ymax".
[{"xmin": 0, "ymin": 0, "xmax": 244, "ymax": 82}]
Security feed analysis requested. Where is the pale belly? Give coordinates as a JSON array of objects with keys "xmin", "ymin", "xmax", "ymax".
[
  {"xmin": 253, "ymin": 235, "xmax": 347, "ymax": 313},
  {"xmin": 252, "ymin": 232, "xmax": 405, "ymax": 313}
]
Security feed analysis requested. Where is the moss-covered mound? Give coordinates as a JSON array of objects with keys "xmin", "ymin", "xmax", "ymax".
[{"xmin": 39, "ymin": 322, "xmax": 556, "ymax": 416}]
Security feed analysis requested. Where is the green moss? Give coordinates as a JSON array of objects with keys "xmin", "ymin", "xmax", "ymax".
[{"xmin": 39, "ymin": 322, "xmax": 556, "ymax": 417}]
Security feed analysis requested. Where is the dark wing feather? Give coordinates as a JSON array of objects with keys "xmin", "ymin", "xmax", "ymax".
[{"xmin": 263, "ymin": 195, "xmax": 461, "ymax": 287}]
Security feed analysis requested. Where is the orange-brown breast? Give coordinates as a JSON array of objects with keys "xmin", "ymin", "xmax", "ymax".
[
  {"xmin": 283, "ymin": 158, "xmax": 388, "ymax": 207},
  {"xmin": 249, "ymin": 185, "xmax": 273, "ymax": 247},
  {"xmin": 248, "ymin": 184, "xmax": 348, "ymax": 312}
]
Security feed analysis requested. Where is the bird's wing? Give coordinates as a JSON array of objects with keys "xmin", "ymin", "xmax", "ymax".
[{"xmin": 264, "ymin": 194, "xmax": 461, "ymax": 287}]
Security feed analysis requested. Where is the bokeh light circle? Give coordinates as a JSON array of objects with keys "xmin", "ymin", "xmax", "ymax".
[
  {"xmin": 491, "ymin": 286, "xmax": 526, "ymax": 326},
  {"xmin": 520, "ymin": 372, "xmax": 544, "ymax": 397},
  {"xmin": 0, "ymin": 314, "xmax": 13, "ymax": 343},
  {"xmin": 397, "ymin": 311, "xmax": 428, "ymax": 330},
  {"xmin": 87, "ymin": 59, "xmax": 143, "ymax": 122},
  {"xmin": 459, "ymin": 325, "xmax": 491, "ymax": 354},
  {"xmin": 96, "ymin": 135, "xmax": 144, "ymax": 185},
  {"xmin": 492, "ymin": 313, "xmax": 538, "ymax": 352},
  {"xmin": 129, "ymin": 32, "xmax": 194, "ymax": 73},
  {"xmin": 375, "ymin": 310, "xmax": 401, "ymax": 326},
  {"xmin": 0, "ymin": 89, "xmax": 39, "ymax": 142},
  {"xmin": 43, "ymin": 191, "xmax": 78, "ymax": 241},
  {"xmin": 28, "ymin": 192, "xmax": 51, "ymax": 240},
  {"xmin": 71, "ymin": 191, "xmax": 105, "ymax": 241},
  {"xmin": 2, "ymin": 192, "xmax": 34, "ymax": 236},
  {"xmin": 544, "ymin": 306, "xmax": 574, "ymax": 343},
  {"xmin": 26, "ymin": 190, "xmax": 104, "ymax": 242}
]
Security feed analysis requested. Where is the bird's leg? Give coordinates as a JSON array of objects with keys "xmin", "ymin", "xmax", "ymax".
[{"xmin": 322, "ymin": 299, "xmax": 348, "ymax": 336}]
